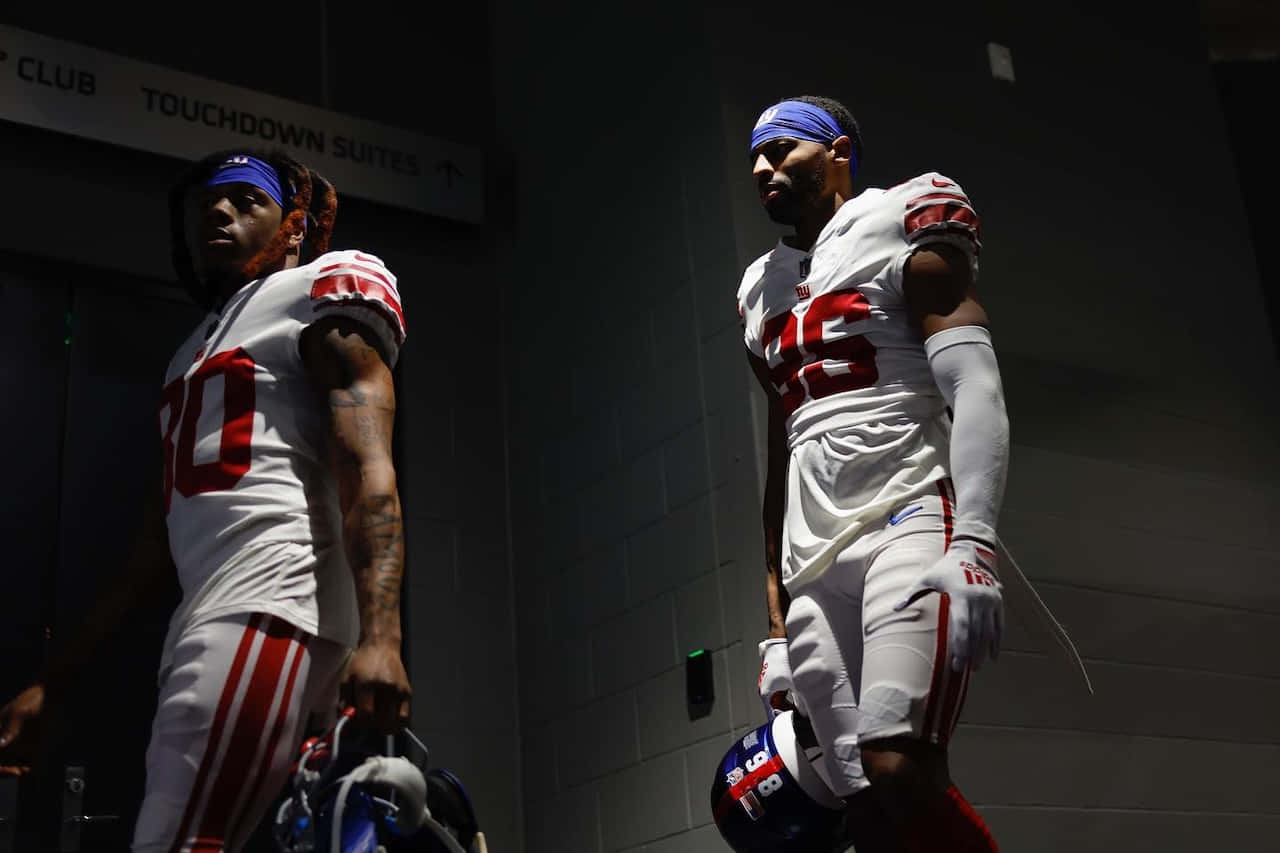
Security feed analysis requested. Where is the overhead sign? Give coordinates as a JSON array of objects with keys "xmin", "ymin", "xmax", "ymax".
[{"xmin": 0, "ymin": 24, "xmax": 483, "ymax": 224}]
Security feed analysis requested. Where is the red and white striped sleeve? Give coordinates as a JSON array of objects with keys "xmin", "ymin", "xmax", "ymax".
[
  {"xmin": 900, "ymin": 172, "xmax": 982, "ymax": 260},
  {"xmin": 308, "ymin": 250, "xmax": 406, "ymax": 365}
]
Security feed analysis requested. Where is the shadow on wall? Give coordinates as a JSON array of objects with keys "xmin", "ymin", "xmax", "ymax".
[{"xmin": 1212, "ymin": 58, "xmax": 1280, "ymax": 363}]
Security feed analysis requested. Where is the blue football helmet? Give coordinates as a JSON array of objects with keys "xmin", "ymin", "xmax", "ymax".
[
  {"xmin": 709, "ymin": 711, "xmax": 845, "ymax": 852},
  {"xmin": 273, "ymin": 708, "xmax": 489, "ymax": 853}
]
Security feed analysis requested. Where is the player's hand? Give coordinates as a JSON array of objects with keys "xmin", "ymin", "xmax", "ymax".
[
  {"xmin": 0, "ymin": 684, "xmax": 46, "ymax": 776},
  {"xmin": 757, "ymin": 638, "xmax": 796, "ymax": 721},
  {"xmin": 894, "ymin": 538, "xmax": 1003, "ymax": 671},
  {"xmin": 341, "ymin": 641, "xmax": 412, "ymax": 734}
]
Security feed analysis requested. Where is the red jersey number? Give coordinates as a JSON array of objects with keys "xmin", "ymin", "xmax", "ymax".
[
  {"xmin": 159, "ymin": 347, "xmax": 257, "ymax": 511},
  {"xmin": 761, "ymin": 288, "xmax": 878, "ymax": 416}
]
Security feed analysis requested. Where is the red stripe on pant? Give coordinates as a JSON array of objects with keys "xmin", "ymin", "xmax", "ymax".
[
  {"xmin": 921, "ymin": 482, "xmax": 971, "ymax": 745},
  {"xmin": 228, "ymin": 629, "xmax": 309, "ymax": 840},
  {"xmin": 192, "ymin": 616, "xmax": 299, "ymax": 848},
  {"xmin": 923, "ymin": 615, "xmax": 969, "ymax": 746},
  {"xmin": 936, "ymin": 657, "xmax": 970, "ymax": 748},
  {"xmin": 167, "ymin": 615, "xmax": 263, "ymax": 853},
  {"xmin": 942, "ymin": 666, "xmax": 972, "ymax": 746},
  {"xmin": 902, "ymin": 785, "xmax": 1001, "ymax": 852},
  {"xmin": 168, "ymin": 615, "xmax": 302, "ymax": 853},
  {"xmin": 185, "ymin": 835, "xmax": 244, "ymax": 851},
  {"xmin": 921, "ymin": 594, "xmax": 951, "ymax": 742},
  {"xmin": 933, "ymin": 477, "xmax": 969, "ymax": 745}
]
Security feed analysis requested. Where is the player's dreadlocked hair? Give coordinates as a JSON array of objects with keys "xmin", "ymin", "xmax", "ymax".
[
  {"xmin": 169, "ymin": 148, "xmax": 338, "ymax": 308},
  {"xmin": 784, "ymin": 95, "xmax": 864, "ymax": 171}
]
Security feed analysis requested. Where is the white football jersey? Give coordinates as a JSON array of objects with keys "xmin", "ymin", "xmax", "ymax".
[
  {"xmin": 157, "ymin": 249, "xmax": 406, "ymax": 672},
  {"xmin": 737, "ymin": 172, "xmax": 980, "ymax": 588}
]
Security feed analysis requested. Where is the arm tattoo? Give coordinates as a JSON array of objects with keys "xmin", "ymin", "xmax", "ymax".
[
  {"xmin": 315, "ymin": 322, "xmax": 405, "ymax": 626},
  {"xmin": 330, "ymin": 386, "xmax": 368, "ymax": 408},
  {"xmin": 327, "ymin": 384, "xmax": 394, "ymax": 464},
  {"xmin": 354, "ymin": 494, "xmax": 404, "ymax": 614}
]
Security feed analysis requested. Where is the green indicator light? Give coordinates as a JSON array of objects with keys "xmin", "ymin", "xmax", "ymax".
[
  {"xmin": 687, "ymin": 648, "xmax": 707, "ymax": 659},
  {"xmin": 64, "ymin": 337, "xmax": 71, "ymax": 345}
]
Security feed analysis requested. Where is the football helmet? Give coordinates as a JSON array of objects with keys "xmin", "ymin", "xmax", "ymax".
[
  {"xmin": 273, "ymin": 708, "xmax": 489, "ymax": 853},
  {"xmin": 709, "ymin": 710, "xmax": 845, "ymax": 852}
]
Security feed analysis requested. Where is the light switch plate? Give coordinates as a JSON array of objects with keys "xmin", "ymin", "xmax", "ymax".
[{"xmin": 988, "ymin": 42, "xmax": 1016, "ymax": 82}]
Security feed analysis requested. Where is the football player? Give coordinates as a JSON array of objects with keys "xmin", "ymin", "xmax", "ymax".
[
  {"xmin": 741, "ymin": 97, "xmax": 1006, "ymax": 850},
  {"xmin": 0, "ymin": 150, "xmax": 412, "ymax": 851}
]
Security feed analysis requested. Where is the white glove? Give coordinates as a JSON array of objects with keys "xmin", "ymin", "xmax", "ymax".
[
  {"xmin": 893, "ymin": 537, "xmax": 1003, "ymax": 672},
  {"xmin": 757, "ymin": 638, "xmax": 795, "ymax": 721}
]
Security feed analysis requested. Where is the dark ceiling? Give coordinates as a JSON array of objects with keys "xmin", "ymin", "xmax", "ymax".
[{"xmin": 1201, "ymin": 0, "xmax": 1280, "ymax": 60}]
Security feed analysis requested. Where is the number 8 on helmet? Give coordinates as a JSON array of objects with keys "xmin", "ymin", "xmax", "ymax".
[{"xmin": 709, "ymin": 710, "xmax": 846, "ymax": 852}]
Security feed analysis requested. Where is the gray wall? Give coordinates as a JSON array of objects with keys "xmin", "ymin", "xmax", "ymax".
[
  {"xmin": 495, "ymin": 1, "xmax": 1280, "ymax": 851},
  {"xmin": 0, "ymin": 8, "xmax": 523, "ymax": 850},
  {"xmin": 491, "ymin": 3, "xmax": 758, "ymax": 850}
]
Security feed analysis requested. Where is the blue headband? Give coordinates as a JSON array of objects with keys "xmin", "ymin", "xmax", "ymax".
[
  {"xmin": 206, "ymin": 155, "xmax": 288, "ymax": 209},
  {"xmin": 750, "ymin": 101, "xmax": 857, "ymax": 176}
]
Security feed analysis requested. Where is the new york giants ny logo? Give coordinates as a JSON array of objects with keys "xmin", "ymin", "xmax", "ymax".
[
  {"xmin": 754, "ymin": 107, "xmax": 780, "ymax": 129},
  {"xmin": 795, "ymin": 284, "xmax": 811, "ymax": 300}
]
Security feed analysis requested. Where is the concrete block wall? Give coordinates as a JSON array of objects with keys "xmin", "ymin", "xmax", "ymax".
[
  {"xmin": 496, "ymin": 179, "xmax": 768, "ymax": 849},
  {"xmin": 490, "ymin": 3, "xmax": 771, "ymax": 850},
  {"xmin": 393, "ymin": 245, "xmax": 523, "ymax": 853}
]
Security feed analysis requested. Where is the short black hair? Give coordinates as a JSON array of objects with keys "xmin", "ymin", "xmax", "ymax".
[
  {"xmin": 168, "ymin": 148, "xmax": 338, "ymax": 308},
  {"xmin": 783, "ymin": 94, "xmax": 864, "ymax": 170}
]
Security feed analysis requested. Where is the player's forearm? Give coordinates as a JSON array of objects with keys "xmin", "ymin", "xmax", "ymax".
[
  {"xmin": 926, "ymin": 326, "xmax": 1010, "ymax": 541},
  {"xmin": 341, "ymin": 462, "xmax": 405, "ymax": 645},
  {"xmin": 763, "ymin": 468, "xmax": 790, "ymax": 638},
  {"xmin": 764, "ymin": 561, "xmax": 789, "ymax": 639},
  {"xmin": 947, "ymin": 396, "xmax": 1008, "ymax": 542},
  {"xmin": 321, "ymin": 354, "xmax": 404, "ymax": 645},
  {"xmin": 762, "ymin": 411, "xmax": 790, "ymax": 638}
]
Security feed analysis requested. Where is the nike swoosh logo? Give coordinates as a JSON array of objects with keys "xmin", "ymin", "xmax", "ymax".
[
  {"xmin": 888, "ymin": 506, "xmax": 923, "ymax": 525},
  {"xmin": 931, "ymin": 178, "xmax": 954, "ymax": 187}
]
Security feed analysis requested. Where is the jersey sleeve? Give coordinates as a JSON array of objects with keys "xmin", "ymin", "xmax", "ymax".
[
  {"xmin": 881, "ymin": 172, "xmax": 982, "ymax": 301},
  {"xmin": 308, "ymin": 250, "xmax": 406, "ymax": 366},
  {"xmin": 737, "ymin": 256, "xmax": 768, "ymax": 359},
  {"xmin": 900, "ymin": 172, "xmax": 981, "ymax": 262},
  {"xmin": 738, "ymin": 296, "xmax": 765, "ymax": 359}
]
